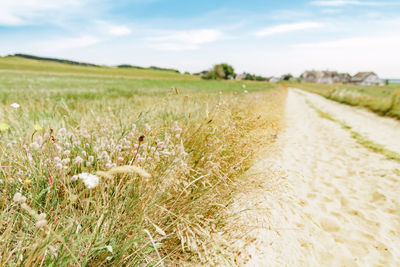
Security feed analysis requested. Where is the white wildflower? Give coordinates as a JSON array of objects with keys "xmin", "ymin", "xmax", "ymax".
[
  {"xmin": 172, "ymin": 121, "xmax": 182, "ymax": 135},
  {"xmin": 118, "ymin": 157, "xmax": 124, "ymax": 161},
  {"xmin": 10, "ymin": 103, "xmax": 20, "ymax": 109},
  {"xmin": 178, "ymin": 143, "xmax": 188, "ymax": 157},
  {"xmin": 78, "ymin": 173, "xmax": 99, "ymax": 189},
  {"xmin": 106, "ymin": 246, "xmax": 113, "ymax": 253},
  {"xmin": 81, "ymin": 150, "xmax": 87, "ymax": 157},
  {"xmin": 54, "ymin": 157, "xmax": 61, "ymax": 163},
  {"xmin": 35, "ymin": 213, "xmax": 47, "ymax": 228},
  {"xmin": 36, "ymin": 219, "xmax": 47, "ymax": 228},
  {"xmin": 30, "ymin": 142, "xmax": 40, "ymax": 150},
  {"xmin": 58, "ymin": 128, "xmax": 66, "ymax": 136},
  {"xmin": 242, "ymin": 84, "xmax": 246, "ymax": 89},
  {"xmin": 244, "ymin": 90, "xmax": 248, "ymax": 93},
  {"xmin": 74, "ymin": 156, "xmax": 84, "ymax": 165},
  {"xmin": 161, "ymin": 149, "xmax": 171, "ymax": 156},
  {"xmin": 71, "ymin": 175, "xmax": 79, "ymax": 181},
  {"xmin": 48, "ymin": 245, "xmax": 58, "ymax": 257},
  {"xmin": 55, "ymin": 163, "xmax": 63, "ymax": 170},
  {"xmin": 56, "ymin": 144, "xmax": 63, "ymax": 153},
  {"xmin": 180, "ymin": 161, "xmax": 188, "ymax": 168},
  {"xmin": 100, "ymin": 151, "xmax": 109, "ymax": 161},
  {"xmin": 105, "ymin": 162, "xmax": 113, "ymax": 169},
  {"xmin": 37, "ymin": 213, "xmax": 46, "ymax": 221},
  {"xmin": 144, "ymin": 123, "xmax": 151, "ymax": 132},
  {"xmin": 63, "ymin": 150, "xmax": 70, "ymax": 156},
  {"xmin": 62, "ymin": 158, "xmax": 70, "ymax": 165},
  {"xmin": 35, "ymin": 135, "xmax": 43, "ymax": 145},
  {"xmin": 88, "ymin": 155, "xmax": 94, "ymax": 163},
  {"xmin": 13, "ymin": 192, "xmax": 26, "ymax": 204}
]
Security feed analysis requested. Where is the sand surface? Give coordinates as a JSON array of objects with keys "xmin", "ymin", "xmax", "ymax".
[
  {"xmin": 230, "ymin": 89, "xmax": 400, "ymax": 266},
  {"xmin": 295, "ymin": 88, "xmax": 400, "ymax": 154}
]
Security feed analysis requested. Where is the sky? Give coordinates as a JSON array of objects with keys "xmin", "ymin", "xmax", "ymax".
[{"xmin": 1, "ymin": 0, "xmax": 400, "ymax": 78}]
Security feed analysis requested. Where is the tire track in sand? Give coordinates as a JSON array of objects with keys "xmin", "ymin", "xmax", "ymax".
[{"xmin": 230, "ymin": 89, "xmax": 400, "ymax": 266}]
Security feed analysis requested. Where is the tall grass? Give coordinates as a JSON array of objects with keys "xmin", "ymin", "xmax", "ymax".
[
  {"xmin": 0, "ymin": 62, "xmax": 285, "ymax": 265},
  {"xmin": 295, "ymin": 83, "xmax": 400, "ymax": 119}
]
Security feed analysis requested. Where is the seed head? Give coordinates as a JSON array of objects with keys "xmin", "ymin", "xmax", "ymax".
[
  {"xmin": 138, "ymin": 135, "xmax": 145, "ymax": 142},
  {"xmin": 13, "ymin": 192, "xmax": 27, "ymax": 204}
]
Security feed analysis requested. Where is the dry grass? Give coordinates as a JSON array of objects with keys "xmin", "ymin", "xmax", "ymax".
[{"xmin": 0, "ymin": 60, "xmax": 286, "ymax": 265}]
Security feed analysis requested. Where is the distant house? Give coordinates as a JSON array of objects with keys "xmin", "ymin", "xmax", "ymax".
[
  {"xmin": 269, "ymin": 77, "xmax": 279, "ymax": 83},
  {"xmin": 236, "ymin": 73, "xmax": 246, "ymax": 80},
  {"xmin": 339, "ymin": 73, "xmax": 352, "ymax": 83},
  {"xmin": 351, "ymin": 72, "xmax": 382, "ymax": 85},
  {"xmin": 300, "ymin": 70, "xmax": 351, "ymax": 84}
]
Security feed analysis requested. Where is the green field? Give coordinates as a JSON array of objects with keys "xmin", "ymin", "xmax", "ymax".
[
  {"xmin": 0, "ymin": 56, "xmax": 284, "ymax": 265},
  {"xmin": 0, "ymin": 56, "xmax": 197, "ymax": 80},
  {"xmin": 294, "ymin": 82, "xmax": 400, "ymax": 119}
]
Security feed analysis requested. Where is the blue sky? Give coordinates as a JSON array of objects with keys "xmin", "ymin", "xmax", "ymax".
[{"xmin": 1, "ymin": 0, "xmax": 400, "ymax": 77}]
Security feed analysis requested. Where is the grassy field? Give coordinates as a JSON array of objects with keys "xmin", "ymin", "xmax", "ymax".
[
  {"xmin": 0, "ymin": 56, "xmax": 285, "ymax": 265},
  {"xmin": 294, "ymin": 82, "xmax": 400, "ymax": 119},
  {"xmin": 0, "ymin": 56, "xmax": 197, "ymax": 80}
]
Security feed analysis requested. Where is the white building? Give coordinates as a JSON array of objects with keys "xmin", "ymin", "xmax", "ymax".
[
  {"xmin": 269, "ymin": 77, "xmax": 279, "ymax": 83},
  {"xmin": 300, "ymin": 70, "xmax": 351, "ymax": 84},
  {"xmin": 351, "ymin": 72, "xmax": 382, "ymax": 85}
]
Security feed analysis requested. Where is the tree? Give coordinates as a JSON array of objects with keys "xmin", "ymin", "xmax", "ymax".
[
  {"xmin": 241, "ymin": 72, "xmax": 268, "ymax": 81},
  {"xmin": 281, "ymin": 73, "xmax": 293, "ymax": 81},
  {"xmin": 201, "ymin": 63, "xmax": 236, "ymax": 80},
  {"xmin": 218, "ymin": 63, "xmax": 236, "ymax": 79}
]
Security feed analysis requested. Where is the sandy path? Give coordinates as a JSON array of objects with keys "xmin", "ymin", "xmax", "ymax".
[
  {"xmin": 230, "ymin": 89, "xmax": 400, "ymax": 266},
  {"xmin": 293, "ymin": 88, "xmax": 400, "ymax": 154}
]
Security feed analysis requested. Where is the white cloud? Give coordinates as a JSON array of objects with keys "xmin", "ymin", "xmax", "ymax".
[
  {"xmin": 294, "ymin": 36, "xmax": 400, "ymax": 49},
  {"xmin": 149, "ymin": 29, "xmax": 222, "ymax": 51},
  {"xmin": 107, "ymin": 25, "xmax": 131, "ymax": 36},
  {"xmin": 255, "ymin": 22, "xmax": 324, "ymax": 37},
  {"xmin": 310, "ymin": 0, "xmax": 362, "ymax": 6},
  {"xmin": 95, "ymin": 21, "xmax": 132, "ymax": 36},
  {"xmin": 150, "ymin": 43, "xmax": 199, "ymax": 51},
  {"xmin": 310, "ymin": 0, "xmax": 399, "ymax": 7},
  {"xmin": 0, "ymin": 0, "xmax": 85, "ymax": 25},
  {"xmin": 151, "ymin": 29, "xmax": 221, "ymax": 44}
]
